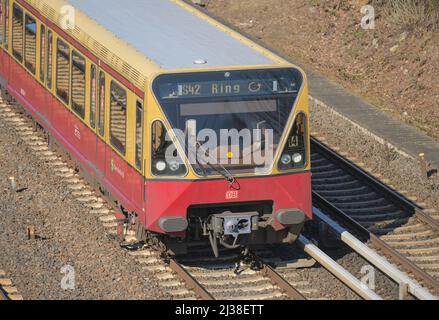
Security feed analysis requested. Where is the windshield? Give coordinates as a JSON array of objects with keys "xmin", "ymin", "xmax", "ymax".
[{"xmin": 152, "ymin": 68, "xmax": 303, "ymax": 175}]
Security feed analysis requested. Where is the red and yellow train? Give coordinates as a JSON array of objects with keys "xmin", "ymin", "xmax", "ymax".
[{"xmin": 0, "ymin": 0, "xmax": 312, "ymax": 256}]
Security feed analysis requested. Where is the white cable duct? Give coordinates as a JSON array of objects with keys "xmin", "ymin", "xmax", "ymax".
[
  {"xmin": 298, "ymin": 235, "xmax": 383, "ymax": 300},
  {"xmin": 313, "ymin": 207, "xmax": 438, "ymax": 300}
]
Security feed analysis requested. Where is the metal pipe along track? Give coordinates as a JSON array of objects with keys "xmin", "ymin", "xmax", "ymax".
[
  {"xmin": 297, "ymin": 235, "xmax": 382, "ymax": 300},
  {"xmin": 313, "ymin": 208, "xmax": 437, "ymax": 300},
  {"xmin": 311, "ymin": 137, "xmax": 439, "ymax": 293}
]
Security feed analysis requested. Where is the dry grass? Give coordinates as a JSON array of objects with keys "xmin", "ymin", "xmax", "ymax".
[{"xmin": 372, "ymin": 0, "xmax": 439, "ymax": 30}]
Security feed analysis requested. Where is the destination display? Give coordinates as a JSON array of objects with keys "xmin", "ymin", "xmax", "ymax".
[{"xmin": 159, "ymin": 78, "xmax": 300, "ymax": 100}]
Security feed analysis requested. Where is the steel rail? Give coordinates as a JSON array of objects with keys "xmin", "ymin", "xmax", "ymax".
[
  {"xmin": 313, "ymin": 207, "xmax": 437, "ymax": 300},
  {"xmin": 169, "ymin": 259, "xmax": 215, "ymax": 300},
  {"xmin": 297, "ymin": 235, "xmax": 383, "ymax": 300},
  {"xmin": 260, "ymin": 264, "xmax": 306, "ymax": 300},
  {"xmin": 0, "ymin": 285, "xmax": 9, "ymax": 301}
]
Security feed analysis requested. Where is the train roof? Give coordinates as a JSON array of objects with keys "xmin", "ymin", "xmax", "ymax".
[
  {"xmin": 69, "ymin": 0, "xmax": 275, "ymax": 70},
  {"xmin": 25, "ymin": 0, "xmax": 289, "ymax": 90}
]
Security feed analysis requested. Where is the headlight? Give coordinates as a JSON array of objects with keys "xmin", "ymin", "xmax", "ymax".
[
  {"xmin": 155, "ymin": 161, "xmax": 166, "ymax": 172},
  {"xmin": 169, "ymin": 161, "xmax": 180, "ymax": 172},
  {"xmin": 280, "ymin": 154, "xmax": 292, "ymax": 165},
  {"xmin": 292, "ymin": 153, "xmax": 303, "ymax": 164}
]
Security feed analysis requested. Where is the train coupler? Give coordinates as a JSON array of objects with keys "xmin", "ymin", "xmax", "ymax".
[{"xmin": 207, "ymin": 211, "xmax": 259, "ymax": 257}]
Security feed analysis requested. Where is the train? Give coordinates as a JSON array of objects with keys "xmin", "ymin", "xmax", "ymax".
[{"xmin": 0, "ymin": 0, "xmax": 312, "ymax": 257}]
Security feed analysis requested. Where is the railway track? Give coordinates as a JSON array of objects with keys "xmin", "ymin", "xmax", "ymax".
[
  {"xmin": 130, "ymin": 235, "xmax": 389, "ymax": 300},
  {"xmin": 171, "ymin": 239, "xmax": 383, "ymax": 300},
  {"xmin": 0, "ymin": 94, "xmax": 421, "ymax": 300},
  {"xmin": 311, "ymin": 137, "xmax": 439, "ymax": 294},
  {"xmin": 174, "ymin": 245, "xmax": 311, "ymax": 300},
  {"xmin": 0, "ymin": 97, "xmax": 401, "ymax": 300},
  {"xmin": 0, "ymin": 269, "xmax": 23, "ymax": 300},
  {"xmin": 0, "ymin": 97, "xmax": 200, "ymax": 300},
  {"xmin": 105, "ymin": 242, "xmax": 315, "ymax": 300}
]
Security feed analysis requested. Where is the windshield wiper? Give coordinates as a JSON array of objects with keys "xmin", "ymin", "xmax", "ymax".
[
  {"xmin": 195, "ymin": 142, "xmax": 240, "ymax": 190},
  {"xmin": 193, "ymin": 145, "xmax": 208, "ymax": 177},
  {"xmin": 185, "ymin": 120, "xmax": 240, "ymax": 189}
]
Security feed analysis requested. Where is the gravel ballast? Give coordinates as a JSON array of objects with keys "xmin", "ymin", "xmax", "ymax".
[{"xmin": 0, "ymin": 113, "xmax": 169, "ymax": 300}]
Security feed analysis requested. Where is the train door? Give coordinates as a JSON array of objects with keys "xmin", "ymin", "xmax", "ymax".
[
  {"xmin": 0, "ymin": 0, "xmax": 5, "ymax": 80},
  {"xmin": 134, "ymin": 99, "xmax": 145, "ymax": 212},
  {"xmin": 37, "ymin": 23, "xmax": 47, "ymax": 118},
  {"xmin": 87, "ymin": 63, "xmax": 97, "ymax": 167},
  {"xmin": 0, "ymin": 0, "xmax": 10, "ymax": 85},
  {"xmin": 96, "ymin": 69, "xmax": 106, "ymax": 177},
  {"xmin": 44, "ymin": 28, "xmax": 53, "ymax": 123}
]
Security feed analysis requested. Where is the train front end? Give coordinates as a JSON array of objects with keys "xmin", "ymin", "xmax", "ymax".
[{"xmin": 145, "ymin": 67, "xmax": 312, "ymax": 256}]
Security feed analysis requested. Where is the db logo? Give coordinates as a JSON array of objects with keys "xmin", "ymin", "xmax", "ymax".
[
  {"xmin": 226, "ymin": 190, "xmax": 238, "ymax": 200},
  {"xmin": 74, "ymin": 126, "xmax": 81, "ymax": 140}
]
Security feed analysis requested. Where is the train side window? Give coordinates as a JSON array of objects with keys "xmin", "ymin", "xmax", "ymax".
[
  {"xmin": 109, "ymin": 81, "xmax": 127, "ymax": 155},
  {"xmin": 89, "ymin": 64, "xmax": 96, "ymax": 129},
  {"xmin": 24, "ymin": 14, "xmax": 36, "ymax": 75},
  {"xmin": 12, "ymin": 3, "xmax": 23, "ymax": 62},
  {"xmin": 56, "ymin": 39, "xmax": 70, "ymax": 105},
  {"xmin": 71, "ymin": 50, "xmax": 86, "ymax": 119},
  {"xmin": 4, "ymin": 0, "xmax": 8, "ymax": 50},
  {"xmin": 39, "ymin": 24, "xmax": 45, "ymax": 82},
  {"xmin": 151, "ymin": 120, "xmax": 166, "ymax": 174},
  {"xmin": 135, "ymin": 100, "xmax": 143, "ymax": 170},
  {"xmin": 278, "ymin": 113, "xmax": 308, "ymax": 171},
  {"xmin": 46, "ymin": 30, "xmax": 52, "ymax": 89},
  {"xmin": 0, "ymin": 0, "xmax": 3, "ymax": 46},
  {"xmin": 97, "ymin": 71, "xmax": 105, "ymax": 137},
  {"xmin": 151, "ymin": 120, "xmax": 186, "ymax": 176}
]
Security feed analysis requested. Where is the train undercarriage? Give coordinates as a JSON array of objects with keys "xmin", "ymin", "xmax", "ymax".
[{"xmin": 144, "ymin": 202, "xmax": 307, "ymax": 257}]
